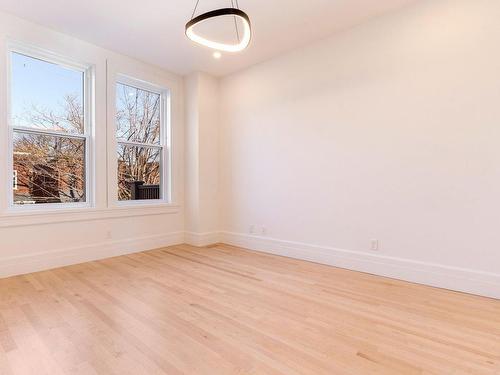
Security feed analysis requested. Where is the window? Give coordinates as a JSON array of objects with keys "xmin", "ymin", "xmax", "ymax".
[
  {"xmin": 9, "ymin": 49, "xmax": 92, "ymax": 207},
  {"xmin": 115, "ymin": 79, "xmax": 169, "ymax": 202}
]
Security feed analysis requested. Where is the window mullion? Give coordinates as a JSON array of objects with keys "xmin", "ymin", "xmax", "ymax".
[
  {"xmin": 13, "ymin": 126, "xmax": 87, "ymax": 140},
  {"xmin": 117, "ymin": 140, "xmax": 163, "ymax": 149}
]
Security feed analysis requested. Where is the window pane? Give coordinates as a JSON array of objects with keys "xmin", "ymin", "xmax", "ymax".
[
  {"xmin": 116, "ymin": 83, "xmax": 161, "ymax": 145},
  {"xmin": 117, "ymin": 144, "xmax": 161, "ymax": 201},
  {"xmin": 11, "ymin": 52, "xmax": 84, "ymax": 134},
  {"xmin": 13, "ymin": 132, "xmax": 86, "ymax": 204}
]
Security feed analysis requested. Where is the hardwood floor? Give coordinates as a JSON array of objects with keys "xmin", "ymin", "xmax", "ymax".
[{"xmin": 0, "ymin": 244, "xmax": 499, "ymax": 375}]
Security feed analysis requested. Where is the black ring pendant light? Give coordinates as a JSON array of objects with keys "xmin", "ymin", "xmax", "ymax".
[{"xmin": 185, "ymin": 0, "xmax": 251, "ymax": 52}]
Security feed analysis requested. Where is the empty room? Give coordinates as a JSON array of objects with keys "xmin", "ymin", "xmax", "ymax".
[{"xmin": 0, "ymin": 0, "xmax": 499, "ymax": 374}]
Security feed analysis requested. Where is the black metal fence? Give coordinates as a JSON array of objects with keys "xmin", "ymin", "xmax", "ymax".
[{"xmin": 129, "ymin": 181, "xmax": 160, "ymax": 200}]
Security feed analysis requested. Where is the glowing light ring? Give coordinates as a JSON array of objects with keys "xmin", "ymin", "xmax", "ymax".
[{"xmin": 185, "ymin": 8, "xmax": 251, "ymax": 52}]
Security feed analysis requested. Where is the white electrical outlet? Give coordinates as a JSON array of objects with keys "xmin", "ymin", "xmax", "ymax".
[
  {"xmin": 249, "ymin": 225, "xmax": 255, "ymax": 234},
  {"xmin": 370, "ymin": 239, "xmax": 379, "ymax": 251},
  {"xmin": 260, "ymin": 227, "xmax": 267, "ymax": 236}
]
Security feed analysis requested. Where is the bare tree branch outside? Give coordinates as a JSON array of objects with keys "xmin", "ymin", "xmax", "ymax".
[
  {"xmin": 11, "ymin": 52, "xmax": 163, "ymax": 205},
  {"xmin": 11, "ymin": 51, "xmax": 87, "ymax": 205},
  {"xmin": 116, "ymin": 83, "xmax": 162, "ymax": 201}
]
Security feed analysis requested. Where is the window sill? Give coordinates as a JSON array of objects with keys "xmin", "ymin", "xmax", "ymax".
[{"xmin": 0, "ymin": 204, "xmax": 181, "ymax": 228}]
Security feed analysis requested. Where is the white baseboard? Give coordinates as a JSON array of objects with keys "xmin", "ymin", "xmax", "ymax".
[
  {"xmin": 0, "ymin": 231, "xmax": 185, "ymax": 278},
  {"xmin": 3, "ymin": 229, "xmax": 498, "ymax": 300},
  {"xmin": 184, "ymin": 231, "xmax": 221, "ymax": 247},
  {"xmin": 220, "ymin": 231, "xmax": 500, "ymax": 300}
]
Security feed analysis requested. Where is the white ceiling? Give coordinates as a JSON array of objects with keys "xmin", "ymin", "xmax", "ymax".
[{"xmin": 0, "ymin": 0, "xmax": 418, "ymax": 76}]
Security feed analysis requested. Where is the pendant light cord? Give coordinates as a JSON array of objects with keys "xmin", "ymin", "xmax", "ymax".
[
  {"xmin": 231, "ymin": 0, "xmax": 240, "ymax": 42},
  {"xmin": 191, "ymin": 0, "xmax": 200, "ymax": 19}
]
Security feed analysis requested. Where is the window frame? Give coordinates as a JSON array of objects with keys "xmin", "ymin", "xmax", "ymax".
[
  {"xmin": 114, "ymin": 74, "xmax": 171, "ymax": 206},
  {"xmin": 6, "ymin": 42, "xmax": 95, "ymax": 212}
]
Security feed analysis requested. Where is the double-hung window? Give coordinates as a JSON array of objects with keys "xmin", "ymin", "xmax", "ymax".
[
  {"xmin": 115, "ymin": 77, "xmax": 169, "ymax": 203},
  {"xmin": 9, "ymin": 48, "xmax": 92, "ymax": 208}
]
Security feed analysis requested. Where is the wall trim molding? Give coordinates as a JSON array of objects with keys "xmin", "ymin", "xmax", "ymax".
[
  {"xmin": 0, "ymin": 205, "xmax": 181, "ymax": 228},
  {"xmin": 0, "ymin": 231, "xmax": 185, "ymax": 278},
  {"xmin": 220, "ymin": 231, "xmax": 500, "ymax": 300},
  {"xmin": 185, "ymin": 231, "xmax": 221, "ymax": 247}
]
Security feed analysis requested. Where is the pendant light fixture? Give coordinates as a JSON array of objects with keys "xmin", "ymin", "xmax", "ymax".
[{"xmin": 186, "ymin": 0, "xmax": 251, "ymax": 53}]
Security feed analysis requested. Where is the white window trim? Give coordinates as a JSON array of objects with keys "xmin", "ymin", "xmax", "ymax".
[
  {"xmin": 6, "ymin": 41, "xmax": 95, "ymax": 213},
  {"xmin": 113, "ymin": 73, "xmax": 172, "ymax": 207}
]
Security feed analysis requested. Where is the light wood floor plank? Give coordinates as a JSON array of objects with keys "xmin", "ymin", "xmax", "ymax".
[{"xmin": 0, "ymin": 244, "xmax": 499, "ymax": 374}]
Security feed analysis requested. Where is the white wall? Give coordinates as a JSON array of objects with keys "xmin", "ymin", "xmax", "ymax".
[
  {"xmin": 219, "ymin": 0, "xmax": 500, "ymax": 298},
  {"xmin": 184, "ymin": 72, "xmax": 220, "ymax": 246},
  {"xmin": 0, "ymin": 11, "xmax": 185, "ymax": 276}
]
